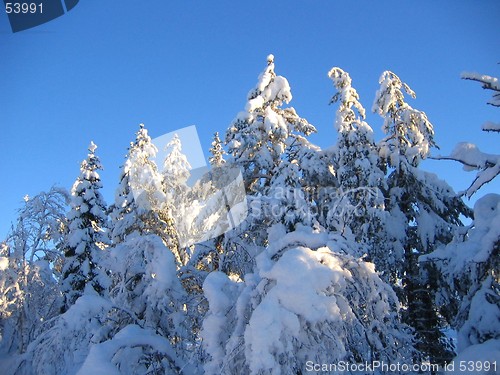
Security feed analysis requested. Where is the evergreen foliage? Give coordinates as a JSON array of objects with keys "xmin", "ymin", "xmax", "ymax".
[{"xmin": 61, "ymin": 142, "xmax": 110, "ymax": 310}]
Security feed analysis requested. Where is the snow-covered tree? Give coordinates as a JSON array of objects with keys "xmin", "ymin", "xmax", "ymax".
[
  {"xmin": 103, "ymin": 234, "xmax": 196, "ymax": 374},
  {"xmin": 327, "ymin": 67, "xmax": 390, "ymax": 267},
  {"xmin": 208, "ymin": 132, "xmax": 226, "ymax": 167},
  {"xmin": 17, "ymin": 234, "xmax": 196, "ymax": 375},
  {"xmin": 202, "ymin": 227, "xmax": 417, "ymax": 375},
  {"xmin": 163, "ymin": 134, "xmax": 191, "ymax": 192},
  {"xmin": 423, "ymin": 194, "xmax": 499, "ymax": 354},
  {"xmin": 110, "ymin": 124, "xmax": 166, "ymax": 244},
  {"xmin": 13, "ymin": 294, "xmax": 113, "ymax": 375},
  {"xmin": 373, "ymin": 71, "xmax": 471, "ymax": 364},
  {"xmin": 4, "ymin": 187, "xmax": 69, "ymax": 274},
  {"xmin": 222, "ymin": 55, "xmax": 319, "ymax": 277},
  {"xmin": 373, "ymin": 71, "xmax": 436, "ymax": 169},
  {"xmin": 188, "ymin": 129, "xmax": 230, "ymax": 275},
  {"xmin": 61, "ymin": 142, "xmax": 110, "ymax": 310},
  {"xmin": 0, "ymin": 187, "xmax": 68, "ymax": 356},
  {"xmin": 225, "ymin": 54, "xmax": 316, "ymax": 194},
  {"xmin": 109, "ymin": 145, "xmax": 136, "ymax": 244},
  {"xmin": 161, "ymin": 134, "xmax": 192, "ymax": 264},
  {"xmin": 0, "ymin": 243, "xmax": 18, "ymax": 322}
]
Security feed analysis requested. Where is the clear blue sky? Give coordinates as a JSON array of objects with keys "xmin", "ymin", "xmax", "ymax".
[{"xmin": 1, "ymin": 0, "xmax": 499, "ymax": 238}]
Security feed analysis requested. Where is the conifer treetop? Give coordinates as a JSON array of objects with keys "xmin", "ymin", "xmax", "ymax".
[{"xmin": 373, "ymin": 71, "xmax": 436, "ymax": 168}]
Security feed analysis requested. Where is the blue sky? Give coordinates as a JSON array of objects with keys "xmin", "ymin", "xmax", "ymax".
[{"xmin": 1, "ymin": 0, "xmax": 499, "ymax": 238}]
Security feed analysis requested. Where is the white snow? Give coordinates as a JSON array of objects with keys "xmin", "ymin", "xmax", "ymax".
[
  {"xmin": 449, "ymin": 339, "xmax": 500, "ymax": 375},
  {"xmin": 202, "ymin": 271, "xmax": 243, "ymax": 374},
  {"xmin": 0, "ymin": 257, "xmax": 8, "ymax": 271},
  {"xmin": 461, "ymin": 72, "xmax": 500, "ymax": 90},
  {"xmin": 77, "ymin": 325, "xmax": 178, "ymax": 375},
  {"xmin": 482, "ymin": 121, "xmax": 500, "ymax": 132},
  {"xmin": 443, "ymin": 142, "xmax": 500, "ymax": 197}
]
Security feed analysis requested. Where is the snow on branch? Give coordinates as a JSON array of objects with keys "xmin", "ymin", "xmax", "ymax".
[
  {"xmin": 461, "ymin": 71, "xmax": 500, "ymax": 107},
  {"xmin": 432, "ymin": 142, "xmax": 500, "ymax": 198},
  {"xmin": 482, "ymin": 121, "xmax": 500, "ymax": 132}
]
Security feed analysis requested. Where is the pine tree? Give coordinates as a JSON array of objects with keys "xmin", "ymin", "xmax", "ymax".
[
  {"xmin": 373, "ymin": 71, "xmax": 470, "ymax": 364},
  {"xmin": 109, "ymin": 144, "xmax": 136, "ymax": 244},
  {"xmin": 223, "ymin": 55, "xmax": 318, "ymax": 276},
  {"xmin": 328, "ymin": 67, "xmax": 390, "ymax": 265},
  {"xmin": 110, "ymin": 124, "xmax": 166, "ymax": 244},
  {"xmin": 208, "ymin": 132, "xmax": 226, "ymax": 167},
  {"xmin": 225, "ymin": 54, "xmax": 316, "ymax": 194},
  {"xmin": 161, "ymin": 134, "xmax": 192, "ymax": 265},
  {"xmin": 61, "ymin": 142, "xmax": 110, "ymax": 310},
  {"xmin": 102, "ymin": 234, "xmax": 195, "ymax": 374},
  {"xmin": 424, "ymin": 194, "xmax": 499, "ymax": 354}
]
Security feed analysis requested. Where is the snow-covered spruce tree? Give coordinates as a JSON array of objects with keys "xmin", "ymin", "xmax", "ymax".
[
  {"xmin": 208, "ymin": 131, "xmax": 226, "ymax": 167},
  {"xmin": 99, "ymin": 234, "xmax": 196, "ymax": 374},
  {"xmin": 61, "ymin": 142, "xmax": 110, "ymax": 311},
  {"xmin": 223, "ymin": 54, "xmax": 317, "ymax": 276},
  {"xmin": 109, "ymin": 124, "xmax": 166, "ymax": 244},
  {"xmin": 109, "ymin": 144, "xmax": 136, "ymax": 244},
  {"xmin": 0, "ymin": 187, "xmax": 69, "ymax": 357},
  {"xmin": 192, "ymin": 131, "xmax": 227, "ymax": 273},
  {"xmin": 373, "ymin": 71, "xmax": 471, "ymax": 364},
  {"xmin": 202, "ymin": 227, "xmax": 417, "ymax": 375},
  {"xmin": 327, "ymin": 67, "xmax": 391, "ymax": 268},
  {"xmin": 225, "ymin": 54, "xmax": 316, "ymax": 195},
  {"xmin": 423, "ymin": 194, "xmax": 499, "ymax": 357},
  {"xmin": 161, "ymin": 133, "xmax": 192, "ymax": 266}
]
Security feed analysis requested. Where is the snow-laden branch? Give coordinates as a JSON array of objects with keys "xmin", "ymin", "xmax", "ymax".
[
  {"xmin": 482, "ymin": 121, "xmax": 500, "ymax": 132},
  {"xmin": 461, "ymin": 71, "xmax": 500, "ymax": 107},
  {"xmin": 432, "ymin": 142, "xmax": 500, "ymax": 198}
]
